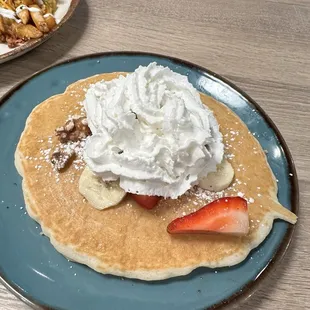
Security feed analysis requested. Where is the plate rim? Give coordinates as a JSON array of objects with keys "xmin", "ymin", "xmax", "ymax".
[
  {"xmin": 0, "ymin": 51, "xmax": 299, "ymax": 310},
  {"xmin": 0, "ymin": 0, "xmax": 80, "ymax": 63}
]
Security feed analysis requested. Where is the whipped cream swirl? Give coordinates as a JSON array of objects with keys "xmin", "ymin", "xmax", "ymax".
[{"xmin": 83, "ymin": 63, "xmax": 224, "ymax": 198}]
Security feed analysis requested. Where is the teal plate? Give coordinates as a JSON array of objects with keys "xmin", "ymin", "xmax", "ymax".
[{"xmin": 0, "ymin": 52, "xmax": 298, "ymax": 310}]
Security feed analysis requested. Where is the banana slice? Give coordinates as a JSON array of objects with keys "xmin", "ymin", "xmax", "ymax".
[
  {"xmin": 79, "ymin": 166, "xmax": 126, "ymax": 210},
  {"xmin": 198, "ymin": 159, "xmax": 234, "ymax": 192}
]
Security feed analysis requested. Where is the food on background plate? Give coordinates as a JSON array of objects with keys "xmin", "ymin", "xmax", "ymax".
[
  {"xmin": 15, "ymin": 63, "xmax": 297, "ymax": 281},
  {"xmin": 0, "ymin": 0, "xmax": 57, "ymax": 48}
]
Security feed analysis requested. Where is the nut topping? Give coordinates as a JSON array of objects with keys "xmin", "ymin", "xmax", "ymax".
[
  {"xmin": 51, "ymin": 148, "xmax": 74, "ymax": 171},
  {"xmin": 51, "ymin": 116, "xmax": 91, "ymax": 171},
  {"xmin": 55, "ymin": 116, "xmax": 91, "ymax": 143}
]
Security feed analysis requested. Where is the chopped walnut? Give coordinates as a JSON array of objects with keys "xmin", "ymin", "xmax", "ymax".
[
  {"xmin": 55, "ymin": 117, "xmax": 91, "ymax": 143},
  {"xmin": 51, "ymin": 148, "xmax": 74, "ymax": 171}
]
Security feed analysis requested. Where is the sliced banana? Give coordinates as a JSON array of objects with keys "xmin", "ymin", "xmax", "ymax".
[
  {"xmin": 198, "ymin": 159, "xmax": 234, "ymax": 192},
  {"xmin": 79, "ymin": 166, "xmax": 126, "ymax": 210}
]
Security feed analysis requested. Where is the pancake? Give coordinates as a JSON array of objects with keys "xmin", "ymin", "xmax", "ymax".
[{"xmin": 15, "ymin": 72, "xmax": 297, "ymax": 281}]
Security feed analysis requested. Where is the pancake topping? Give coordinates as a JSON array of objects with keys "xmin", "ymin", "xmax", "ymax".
[
  {"xmin": 55, "ymin": 116, "xmax": 91, "ymax": 143},
  {"xmin": 51, "ymin": 116, "xmax": 91, "ymax": 171},
  {"xmin": 83, "ymin": 63, "xmax": 225, "ymax": 199},
  {"xmin": 130, "ymin": 194, "xmax": 161, "ymax": 210},
  {"xmin": 167, "ymin": 197, "xmax": 249, "ymax": 235},
  {"xmin": 51, "ymin": 147, "xmax": 74, "ymax": 170}
]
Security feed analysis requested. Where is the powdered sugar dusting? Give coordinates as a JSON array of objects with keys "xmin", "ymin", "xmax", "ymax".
[
  {"xmin": 161, "ymin": 120, "xmax": 262, "ymax": 219},
  {"xmin": 24, "ymin": 114, "xmax": 88, "ymax": 184}
]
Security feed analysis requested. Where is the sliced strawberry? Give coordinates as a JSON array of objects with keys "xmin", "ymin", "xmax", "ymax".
[
  {"xmin": 131, "ymin": 194, "xmax": 161, "ymax": 210},
  {"xmin": 167, "ymin": 197, "xmax": 249, "ymax": 236}
]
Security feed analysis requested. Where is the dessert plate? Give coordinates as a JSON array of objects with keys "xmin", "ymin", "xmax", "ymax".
[{"xmin": 0, "ymin": 52, "xmax": 298, "ymax": 310}]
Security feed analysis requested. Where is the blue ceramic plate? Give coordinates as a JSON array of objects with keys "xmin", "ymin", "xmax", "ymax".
[{"xmin": 0, "ymin": 52, "xmax": 298, "ymax": 310}]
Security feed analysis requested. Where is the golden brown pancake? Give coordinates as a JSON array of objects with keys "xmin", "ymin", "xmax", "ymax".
[{"xmin": 15, "ymin": 73, "xmax": 297, "ymax": 280}]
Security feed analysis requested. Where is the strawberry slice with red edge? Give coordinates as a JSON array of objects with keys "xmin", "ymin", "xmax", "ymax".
[
  {"xmin": 167, "ymin": 197, "xmax": 249, "ymax": 236},
  {"xmin": 131, "ymin": 194, "xmax": 161, "ymax": 210}
]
